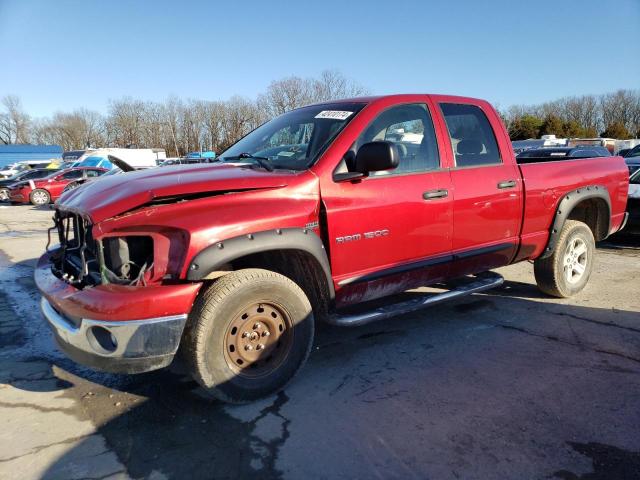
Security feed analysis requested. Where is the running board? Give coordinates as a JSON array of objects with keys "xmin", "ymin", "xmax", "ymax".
[{"xmin": 327, "ymin": 272, "xmax": 504, "ymax": 327}]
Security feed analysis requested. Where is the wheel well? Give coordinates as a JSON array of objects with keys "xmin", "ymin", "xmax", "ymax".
[
  {"xmin": 225, "ymin": 249, "xmax": 332, "ymax": 322},
  {"xmin": 566, "ymin": 198, "xmax": 609, "ymax": 241}
]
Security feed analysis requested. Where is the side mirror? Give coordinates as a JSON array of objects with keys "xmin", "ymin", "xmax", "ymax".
[{"xmin": 355, "ymin": 141, "xmax": 399, "ymax": 174}]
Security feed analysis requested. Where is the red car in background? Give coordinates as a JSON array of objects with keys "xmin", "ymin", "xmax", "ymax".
[{"xmin": 9, "ymin": 167, "xmax": 109, "ymax": 205}]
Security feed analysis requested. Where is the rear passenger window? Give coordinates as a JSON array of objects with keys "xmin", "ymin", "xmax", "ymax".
[
  {"xmin": 353, "ymin": 103, "xmax": 440, "ymax": 175},
  {"xmin": 440, "ymin": 103, "xmax": 501, "ymax": 167},
  {"xmin": 62, "ymin": 170, "xmax": 83, "ymax": 180}
]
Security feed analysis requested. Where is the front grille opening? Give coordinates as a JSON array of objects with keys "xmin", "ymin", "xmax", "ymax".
[
  {"xmin": 50, "ymin": 211, "xmax": 100, "ymax": 288},
  {"xmin": 102, "ymin": 236, "xmax": 154, "ymax": 285}
]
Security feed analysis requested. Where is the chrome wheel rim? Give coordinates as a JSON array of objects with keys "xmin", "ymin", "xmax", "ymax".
[
  {"xmin": 32, "ymin": 190, "xmax": 48, "ymax": 205},
  {"xmin": 0, "ymin": 189, "xmax": 7, "ymax": 201},
  {"xmin": 563, "ymin": 238, "xmax": 588, "ymax": 284}
]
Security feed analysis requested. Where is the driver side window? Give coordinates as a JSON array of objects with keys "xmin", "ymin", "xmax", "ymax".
[{"xmin": 352, "ymin": 103, "xmax": 440, "ymax": 175}]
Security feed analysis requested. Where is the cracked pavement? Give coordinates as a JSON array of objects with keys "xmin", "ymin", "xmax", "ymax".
[{"xmin": 0, "ymin": 204, "xmax": 639, "ymax": 479}]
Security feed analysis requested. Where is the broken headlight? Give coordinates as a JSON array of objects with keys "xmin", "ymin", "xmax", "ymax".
[{"xmin": 100, "ymin": 236, "xmax": 154, "ymax": 285}]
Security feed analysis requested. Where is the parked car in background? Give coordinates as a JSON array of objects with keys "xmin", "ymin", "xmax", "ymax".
[
  {"xmin": 618, "ymin": 148, "xmax": 631, "ymax": 158},
  {"xmin": 567, "ymin": 138, "xmax": 616, "ymax": 154},
  {"xmin": 624, "ymin": 144, "xmax": 640, "ymax": 175},
  {"xmin": 8, "ymin": 167, "xmax": 108, "ymax": 205},
  {"xmin": 516, "ymin": 145, "xmax": 611, "ymax": 161},
  {"xmin": 0, "ymin": 169, "xmax": 59, "ymax": 201},
  {"xmin": 627, "ymin": 169, "xmax": 640, "ymax": 234},
  {"xmin": 62, "ymin": 156, "xmax": 136, "ymax": 194},
  {"xmin": 0, "ymin": 160, "xmax": 53, "ymax": 178},
  {"xmin": 185, "ymin": 151, "xmax": 216, "ymax": 161},
  {"xmin": 159, "ymin": 155, "xmax": 216, "ymax": 167}
]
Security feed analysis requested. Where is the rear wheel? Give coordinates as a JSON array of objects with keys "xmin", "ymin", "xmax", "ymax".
[
  {"xmin": 534, "ymin": 220, "xmax": 595, "ymax": 297},
  {"xmin": 63, "ymin": 181, "xmax": 81, "ymax": 193},
  {"xmin": 0, "ymin": 188, "xmax": 9, "ymax": 202},
  {"xmin": 29, "ymin": 189, "xmax": 50, "ymax": 206},
  {"xmin": 183, "ymin": 268, "xmax": 314, "ymax": 404}
]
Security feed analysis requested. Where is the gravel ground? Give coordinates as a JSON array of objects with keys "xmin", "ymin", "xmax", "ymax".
[{"xmin": 0, "ymin": 204, "xmax": 639, "ymax": 480}]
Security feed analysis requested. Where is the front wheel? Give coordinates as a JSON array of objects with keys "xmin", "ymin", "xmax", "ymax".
[
  {"xmin": 534, "ymin": 219, "xmax": 595, "ymax": 298},
  {"xmin": 29, "ymin": 188, "xmax": 51, "ymax": 206},
  {"xmin": 182, "ymin": 269, "xmax": 314, "ymax": 404},
  {"xmin": 0, "ymin": 188, "xmax": 9, "ymax": 202}
]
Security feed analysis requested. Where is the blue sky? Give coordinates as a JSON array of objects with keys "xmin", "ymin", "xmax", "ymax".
[{"xmin": 0, "ymin": 0, "xmax": 638, "ymax": 117}]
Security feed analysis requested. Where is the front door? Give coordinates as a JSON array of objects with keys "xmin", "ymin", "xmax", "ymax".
[{"xmin": 321, "ymin": 102, "xmax": 453, "ymax": 307}]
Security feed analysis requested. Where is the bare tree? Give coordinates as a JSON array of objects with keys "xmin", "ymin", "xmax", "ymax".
[{"xmin": 0, "ymin": 95, "xmax": 30, "ymax": 144}]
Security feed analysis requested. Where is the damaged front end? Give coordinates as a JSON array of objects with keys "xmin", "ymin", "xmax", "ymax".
[{"xmin": 49, "ymin": 210, "xmax": 155, "ymax": 288}]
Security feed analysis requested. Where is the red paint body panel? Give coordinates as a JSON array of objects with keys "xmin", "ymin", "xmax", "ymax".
[
  {"xmin": 40, "ymin": 94, "xmax": 629, "ymax": 322},
  {"xmin": 516, "ymin": 156, "xmax": 629, "ymax": 259}
]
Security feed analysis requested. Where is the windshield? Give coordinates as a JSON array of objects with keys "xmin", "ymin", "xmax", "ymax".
[
  {"xmin": 80, "ymin": 156, "xmax": 113, "ymax": 169},
  {"xmin": 627, "ymin": 146, "xmax": 640, "ymax": 158},
  {"xmin": 218, "ymin": 102, "xmax": 365, "ymax": 170}
]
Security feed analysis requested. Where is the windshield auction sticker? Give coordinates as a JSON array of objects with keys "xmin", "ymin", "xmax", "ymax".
[{"xmin": 315, "ymin": 110, "xmax": 353, "ymax": 120}]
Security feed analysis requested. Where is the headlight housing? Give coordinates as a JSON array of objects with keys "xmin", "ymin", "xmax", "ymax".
[{"xmin": 101, "ymin": 236, "xmax": 154, "ymax": 284}]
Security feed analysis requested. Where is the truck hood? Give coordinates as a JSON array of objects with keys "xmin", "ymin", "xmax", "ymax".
[{"xmin": 56, "ymin": 163, "xmax": 292, "ymax": 223}]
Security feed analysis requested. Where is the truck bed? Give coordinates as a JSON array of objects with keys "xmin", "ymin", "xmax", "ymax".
[{"xmin": 516, "ymin": 155, "xmax": 629, "ymax": 260}]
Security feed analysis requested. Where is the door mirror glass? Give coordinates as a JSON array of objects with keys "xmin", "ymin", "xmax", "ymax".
[{"xmin": 355, "ymin": 141, "xmax": 400, "ymax": 173}]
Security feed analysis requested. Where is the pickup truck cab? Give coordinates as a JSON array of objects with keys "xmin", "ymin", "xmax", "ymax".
[{"xmin": 35, "ymin": 94, "xmax": 629, "ymax": 403}]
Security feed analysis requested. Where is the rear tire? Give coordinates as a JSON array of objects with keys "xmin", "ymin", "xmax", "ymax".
[
  {"xmin": 183, "ymin": 268, "xmax": 314, "ymax": 404},
  {"xmin": 63, "ymin": 181, "xmax": 81, "ymax": 193},
  {"xmin": 29, "ymin": 188, "xmax": 50, "ymax": 206},
  {"xmin": 0, "ymin": 188, "xmax": 9, "ymax": 202},
  {"xmin": 534, "ymin": 220, "xmax": 595, "ymax": 298}
]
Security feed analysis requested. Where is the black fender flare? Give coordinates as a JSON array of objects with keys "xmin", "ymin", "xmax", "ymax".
[
  {"xmin": 540, "ymin": 185, "xmax": 611, "ymax": 259},
  {"xmin": 186, "ymin": 228, "xmax": 335, "ymax": 299}
]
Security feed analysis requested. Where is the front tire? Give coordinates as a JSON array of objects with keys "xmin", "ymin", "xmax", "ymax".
[
  {"xmin": 29, "ymin": 188, "xmax": 50, "ymax": 206},
  {"xmin": 0, "ymin": 188, "xmax": 9, "ymax": 202},
  {"xmin": 534, "ymin": 220, "xmax": 595, "ymax": 298},
  {"xmin": 183, "ymin": 269, "xmax": 314, "ymax": 404}
]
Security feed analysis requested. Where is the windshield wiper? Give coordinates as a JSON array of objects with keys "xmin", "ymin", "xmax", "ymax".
[{"xmin": 222, "ymin": 153, "xmax": 274, "ymax": 172}]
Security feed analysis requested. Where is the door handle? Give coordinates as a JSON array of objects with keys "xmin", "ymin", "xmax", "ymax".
[
  {"xmin": 423, "ymin": 189, "xmax": 448, "ymax": 200},
  {"xmin": 497, "ymin": 180, "xmax": 516, "ymax": 189}
]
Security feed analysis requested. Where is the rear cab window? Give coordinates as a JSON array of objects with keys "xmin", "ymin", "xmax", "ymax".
[{"xmin": 439, "ymin": 103, "xmax": 502, "ymax": 168}]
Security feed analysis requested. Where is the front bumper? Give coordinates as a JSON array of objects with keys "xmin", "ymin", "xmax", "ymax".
[
  {"xmin": 35, "ymin": 251, "xmax": 202, "ymax": 373},
  {"xmin": 41, "ymin": 298, "xmax": 187, "ymax": 373}
]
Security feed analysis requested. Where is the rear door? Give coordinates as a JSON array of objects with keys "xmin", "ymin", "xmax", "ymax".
[
  {"xmin": 437, "ymin": 101, "xmax": 523, "ymax": 275},
  {"xmin": 321, "ymin": 102, "xmax": 453, "ymax": 306}
]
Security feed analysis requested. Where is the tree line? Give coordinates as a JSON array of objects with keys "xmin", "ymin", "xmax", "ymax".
[
  {"xmin": 0, "ymin": 70, "xmax": 368, "ymax": 156},
  {"xmin": 2, "ymin": 77, "xmax": 639, "ymax": 154},
  {"xmin": 501, "ymin": 89, "xmax": 640, "ymax": 141}
]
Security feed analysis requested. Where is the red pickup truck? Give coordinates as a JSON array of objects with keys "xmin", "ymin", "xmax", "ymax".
[{"xmin": 35, "ymin": 94, "xmax": 629, "ymax": 403}]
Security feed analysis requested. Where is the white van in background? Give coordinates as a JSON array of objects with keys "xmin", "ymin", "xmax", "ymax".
[{"xmin": 75, "ymin": 148, "xmax": 164, "ymax": 170}]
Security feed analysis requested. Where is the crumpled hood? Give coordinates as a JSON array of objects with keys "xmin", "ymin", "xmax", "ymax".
[{"xmin": 56, "ymin": 163, "xmax": 291, "ymax": 223}]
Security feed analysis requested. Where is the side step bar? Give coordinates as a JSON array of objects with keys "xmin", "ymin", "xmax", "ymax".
[{"xmin": 327, "ymin": 272, "xmax": 504, "ymax": 328}]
